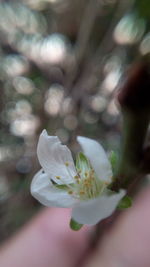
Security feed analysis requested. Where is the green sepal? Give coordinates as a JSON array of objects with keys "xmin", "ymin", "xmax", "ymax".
[
  {"xmin": 51, "ymin": 179, "xmax": 74, "ymax": 190},
  {"xmin": 117, "ymin": 195, "xmax": 132, "ymax": 210},
  {"xmin": 55, "ymin": 184, "xmax": 74, "ymax": 190},
  {"xmin": 70, "ymin": 218, "xmax": 83, "ymax": 231},
  {"xmin": 109, "ymin": 151, "xmax": 118, "ymax": 174},
  {"xmin": 76, "ymin": 152, "xmax": 91, "ymax": 174}
]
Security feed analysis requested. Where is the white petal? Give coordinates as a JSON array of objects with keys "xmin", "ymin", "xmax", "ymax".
[
  {"xmin": 37, "ymin": 130, "xmax": 77, "ymax": 184},
  {"xmin": 72, "ymin": 190, "xmax": 125, "ymax": 225},
  {"xmin": 77, "ymin": 136, "xmax": 112, "ymax": 182},
  {"xmin": 31, "ymin": 169, "xmax": 78, "ymax": 208}
]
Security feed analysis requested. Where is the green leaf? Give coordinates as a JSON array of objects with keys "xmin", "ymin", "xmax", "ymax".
[
  {"xmin": 117, "ymin": 195, "xmax": 132, "ymax": 210},
  {"xmin": 70, "ymin": 218, "xmax": 83, "ymax": 231}
]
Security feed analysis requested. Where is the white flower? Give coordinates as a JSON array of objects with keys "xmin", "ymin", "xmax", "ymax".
[{"xmin": 31, "ymin": 130, "xmax": 125, "ymax": 225}]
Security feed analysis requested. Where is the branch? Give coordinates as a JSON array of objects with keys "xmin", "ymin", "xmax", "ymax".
[
  {"xmin": 92, "ymin": 60, "xmax": 150, "ymax": 249},
  {"xmin": 111, "ymin": 60, "xmax": 150, "ymax": 191}
]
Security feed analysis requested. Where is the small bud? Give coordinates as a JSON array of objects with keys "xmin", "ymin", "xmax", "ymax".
[
  {"xmin": 117, "ymin": 195, "xmax": 132, "ymax": 210},
  {"xmin": 70, "ymin": 218, "xmax": 83, "ymax": 231}
]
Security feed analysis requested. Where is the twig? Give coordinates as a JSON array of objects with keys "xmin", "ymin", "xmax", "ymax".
[
  {"xmin": 65, "ymin": 0, "xmax": 102, "ymax": 92},
  {"xmin": 75, "ymin": 0, "xmax": 101, "ymax": 64},
  {"xmin": 92, "ymin": 0, "xmax": 134, "ymax": 67}
]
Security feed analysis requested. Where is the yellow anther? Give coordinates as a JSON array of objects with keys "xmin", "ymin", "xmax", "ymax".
[
  {"xmin": 68, "ymin": 190, "xmax": 73, "ymax": 194},
  {"xmin": 56, "ymin": 176, "xmax": 61, "ymax": 179},
  {"xmin": 84, "ymin": 179, "xmax": 89, "ymax": 185},
  {"xmin": 84, "ymin": 182, "xmax": 90, "ymax": 187},
  {"xmin": 65, "ymin": 162, "xmax": 69, "ymax": 166},
  {"xmin": 79, "ymin": 191, "xmax": 85, "ymax": 195},
  {"xmin": 74, "ymin": 175, "xmax": 79, "ymax": 179},
  {"xmin": 85, "ymin": 172, "xmax": 88, "ymax": 177}
]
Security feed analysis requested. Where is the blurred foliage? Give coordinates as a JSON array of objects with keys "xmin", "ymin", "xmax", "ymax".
[
  {"xmin": 0, "ymin": 0, "xmax": 149, "ymax": 242},
  {"xmin": 136, "ymin": 0, "xmax": 150, "ymax": 18}
]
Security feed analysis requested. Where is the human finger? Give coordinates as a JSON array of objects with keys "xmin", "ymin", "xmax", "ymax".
[
  {"xmin": 84, "ymin": 188, "xmax": 150, "ymax": 267},
  {"xmin": 0, "ymin": 208, "xmax": 90, "ymax": 267}
]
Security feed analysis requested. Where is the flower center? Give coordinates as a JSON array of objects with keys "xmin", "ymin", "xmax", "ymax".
[
  {"xmin": 73, "ymin": 168, "xmax": 108, "ymax": 200},
  {"xmin": 54, "ymin": 159, "xmax": 109, "ymax": 201}
]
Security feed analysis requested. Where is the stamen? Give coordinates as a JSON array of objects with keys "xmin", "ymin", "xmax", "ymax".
[
  {"xmin": 54, "ymin": 159, "xmax": 108, "ymax": 201},
  {"xmin": 64, "ymin": 161, "xmax": 79, "ymax": 185},
  {"xmin": 55, "ymin": 175, "xmax": 75, "ymax": 193},
  {"xmin": 75, "ymin": 165, "xmax": 108, "ymax": 200}
]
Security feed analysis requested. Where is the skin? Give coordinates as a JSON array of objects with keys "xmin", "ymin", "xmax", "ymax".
[{"xmin": 1, "ymin": 188, "xmax": 150, "ymax": 267}]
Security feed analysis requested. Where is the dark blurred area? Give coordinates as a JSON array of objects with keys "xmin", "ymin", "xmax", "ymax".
[{"xmin": 0, "ymin": 0, "xmax": 149, "ymax": 242}]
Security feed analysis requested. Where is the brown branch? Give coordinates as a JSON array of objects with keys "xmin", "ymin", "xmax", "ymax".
[
  {"xmin": 111, "ymin": 60, "xmax": 150, "ymax": 191},
  {"xmin": 90, "ymin": 60, "xmax": 150, "ymax": 251}
]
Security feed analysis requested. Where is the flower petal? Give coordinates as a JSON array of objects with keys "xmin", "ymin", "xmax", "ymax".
[
  {"xmin": 31, "ymin": 169, "xmax": 78, "ymax": 208},
  {"xmin": 37, "ymin": 130, "xmax": 77, "ymax": 184},
  {"xmin": 77, "ymin": 136, "xmax": 112, "ymax": 182},
  {"xmin": 72, "ymin": 190, "xmax": 125, "ymax": 225}
]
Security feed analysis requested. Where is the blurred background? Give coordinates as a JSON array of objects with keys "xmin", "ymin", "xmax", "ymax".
[{"xmin": 0, "ymin": 0, "xmax": 149, "ymax": 242}]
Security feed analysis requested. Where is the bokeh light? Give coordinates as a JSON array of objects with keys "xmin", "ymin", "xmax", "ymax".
[
  {"xmin": 114, "ymin": 14, "xmax": 145, "ymax": 45},
  {"xmin": 44, "ymin": 84, "xmax": 64, "ymax": 116},
  {"xmin": 140, "ymin": 33, "xmax": 150, "ymax": 55}
]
